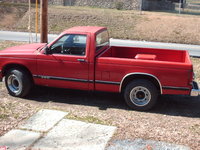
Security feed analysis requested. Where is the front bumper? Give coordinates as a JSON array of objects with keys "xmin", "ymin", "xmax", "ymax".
[{"xmin": 190, "ymin": 81, "xmax": 200, "ymax": 96}]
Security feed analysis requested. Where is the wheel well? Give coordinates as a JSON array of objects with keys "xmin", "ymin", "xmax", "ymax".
[
  {"xmin": 2, "ymin": 64, "xmax": 34, "ymax": 82},
  {"xmin": 120, "ymin": 74, "xmax": 162, "ymax": 94}
]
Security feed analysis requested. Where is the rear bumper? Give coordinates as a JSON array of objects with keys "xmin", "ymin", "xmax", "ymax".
[
  {"xmin": 0, "ymin": 70, "xmax": 3, "ymax": 82},
  {"xmin": 190, "ymin": 81, "xmax": 200, "ymax": 96}
]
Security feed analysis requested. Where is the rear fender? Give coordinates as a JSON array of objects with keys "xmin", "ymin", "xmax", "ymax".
[{"xmin": 120, "ymin": 72, "xmax": 162, "ymax": 94}]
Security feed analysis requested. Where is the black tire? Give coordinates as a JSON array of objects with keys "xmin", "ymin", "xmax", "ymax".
[
  {"xmin": 5, "ymin": 68, "xmax": 32, "ymax": 97},
  {"xmin": 124, "ymin": 79, "xmax": 158, "ymax": 111}
]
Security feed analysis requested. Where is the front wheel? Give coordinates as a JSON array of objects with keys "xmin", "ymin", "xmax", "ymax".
[
  {"xmin": 5, "ymin": 69, "xmax": 32, "ymax": 97},
  {"xmin": 124, "ymin": 79, "xmax": 158, "ymax": 111}
]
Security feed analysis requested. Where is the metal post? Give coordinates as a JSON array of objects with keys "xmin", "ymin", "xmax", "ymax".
[
  {"xmin": 179, "ymin": 0, "xmax": 181, "ymax": 14},
  {"xmin": 35, "ymin": 0, "xmax": 38, "ymax": 42},
  {"xmin": 40, "ymin": 0, "xmax": 48, "ymax": 43},
  {"xmin": 140, "ymin": 0, "xmax": 143, "ymax": 15},
  {"xmin": 28, "ymin": 0, "xmax": 33, "ymax": 43}
]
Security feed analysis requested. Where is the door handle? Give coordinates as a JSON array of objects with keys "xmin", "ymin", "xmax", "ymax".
[{"xmin": 77, "ymin": 59, "xmax": 86, "ymax": 62}]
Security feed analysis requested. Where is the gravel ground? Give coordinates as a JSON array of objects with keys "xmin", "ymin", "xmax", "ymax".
[
  {"xmin": 0, "ymin": 84, "xmax": 200, "ymax": 149},
  {"xmin": 106, "ymin": 139, "xmax": 190, "ymax": 150}
]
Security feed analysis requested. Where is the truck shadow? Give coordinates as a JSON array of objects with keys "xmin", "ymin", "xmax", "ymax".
[
  {"xmin": 152, "ymin": 95, "xmax": 200, "ymax": 118},
  {"xmin": 28, "ymin": 86, "xmax": 200, "ymax": 118}
]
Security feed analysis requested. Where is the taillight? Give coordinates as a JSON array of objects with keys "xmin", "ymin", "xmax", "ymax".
[
  {"xmin": 188, "ymin": 67, "xmax": 194, "ymax": 86},
  {"xmin": 193, "ymin": 72, "xmax": 195, "ymax": 80}
]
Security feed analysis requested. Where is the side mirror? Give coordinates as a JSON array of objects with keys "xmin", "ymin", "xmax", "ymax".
[{"xmin": 44, "ymin": 46, "xmax": 52, "ymax": 55}]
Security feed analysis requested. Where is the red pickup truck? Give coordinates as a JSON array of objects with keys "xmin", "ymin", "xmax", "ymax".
[{"xmin": 0, "ymin": 26, "xmax": 199, "ymax": 110}]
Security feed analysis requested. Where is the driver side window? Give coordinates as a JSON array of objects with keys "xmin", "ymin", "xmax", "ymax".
[{"xmin": 50, "ymin": 34, "xmax": 87, "ymax": 56}]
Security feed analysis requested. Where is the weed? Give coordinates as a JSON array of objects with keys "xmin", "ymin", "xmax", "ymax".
[
  {"xmin": 0, "ymin": 114, "xmax": 9, "ymax": 119},
  {"xmin": 115, "ymin": 2, "xmax": 124, "ymax": 10},
  {"xmin": 190, "ymin": 124, "xmax": 200, "ymax": 135},
  {"xmin": 66, "ymin": 113, "xmax": 109, "ymax": 125}
]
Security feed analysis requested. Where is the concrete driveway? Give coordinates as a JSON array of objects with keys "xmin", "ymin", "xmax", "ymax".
[{"xmin": 0, "ymin": 109, "xmax": 190, "ymax": 150}]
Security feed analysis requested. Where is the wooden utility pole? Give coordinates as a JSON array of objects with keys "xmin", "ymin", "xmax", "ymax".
[{"xmin": 40, "ymin": 0, "xmax": 48, "ymax": 43}]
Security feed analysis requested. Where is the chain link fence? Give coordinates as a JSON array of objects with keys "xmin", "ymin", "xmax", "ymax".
[
  {"xmin": 61, "ymin": 0, "xmax": 200, "ymax": 15},
  {"xmin": 172, "ymin": 0, "xmax": 200, "ymax": 15}
]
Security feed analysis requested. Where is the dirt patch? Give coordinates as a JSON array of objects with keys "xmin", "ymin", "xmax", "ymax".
[
  {"xmin": 134, "ymin": 13, "xmax": 200, "ymax": 45},
  {"xmin": 1, "ymin": 3, "xmax": 200, "ymax": 45},
  {"xmin": 17, "ymin": 5, "xmax": 200, "ymax": 45},
  {"xmin": 0, "ymin": 41, "xmax": 27, "ymax": 50},
  {"xmin": 16, "ymin": 6, "xmax": 141, "ymax": 40},
  {"xmin": 0, "ymin": 3, "xmax": 28, "ymax": 31}
]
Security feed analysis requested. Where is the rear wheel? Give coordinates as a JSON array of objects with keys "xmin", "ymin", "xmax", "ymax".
[
  {"xmin": 5, "ymin": 68, "xmax": 32, "ymax": 97},
  {"xmin": 124, "ymin": 79, "xmax": 158, "ymax": 111}
]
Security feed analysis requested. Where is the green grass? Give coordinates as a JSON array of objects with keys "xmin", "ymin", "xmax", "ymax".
[
  {"xmin": 0, "ymin": 2, "xmax": 35, "ymax": 8},
  {"xmin": 0, "ymin": 114, "xmax": 9, "ymax": 119},
  {"xmin": 0, "ymin": 102, "xmax": 15, "ymax": 120},
  {"xmin": 187, "ymin": 0, "xmax": 200, "ymax": 4},
  {"xmin": 66, "ymin": 113, "xmax": 110, "ymax": 125},
  {"xmin": 190, "ymin": 124, "xmax": 200, "ymax": 135}
]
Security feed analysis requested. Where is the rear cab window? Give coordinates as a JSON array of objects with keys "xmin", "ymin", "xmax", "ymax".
[{"xmin": 96, "ymin": 30, "xmax": 109, "ymax": 53}]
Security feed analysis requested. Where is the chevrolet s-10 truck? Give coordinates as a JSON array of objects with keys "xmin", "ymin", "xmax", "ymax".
[{"xmin": 0, "ymin": 26, "xmax": 199, "ymax": 110}]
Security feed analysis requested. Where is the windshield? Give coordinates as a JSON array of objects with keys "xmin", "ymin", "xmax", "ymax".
[{"xmin": 96, "ymin": 30, "xmax": 109, "ymax": 52}]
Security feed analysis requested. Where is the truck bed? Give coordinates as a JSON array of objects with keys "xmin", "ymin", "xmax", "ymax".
[
  {"xmin": 96, "ymin": 46, "xmax": 193, "ymax": 94},
  {"xmin": 99, "ymin": 46, "xmax": 190, "ymax": 64}
]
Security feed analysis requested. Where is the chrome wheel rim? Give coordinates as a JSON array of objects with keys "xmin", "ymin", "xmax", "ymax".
[
  {"xmin": 130, "ymin": 86, "xmax": 151, "ymax": 106},
  {"xmin": 7, "ymin": 74, "xmax": 22, "ymax": 94}
]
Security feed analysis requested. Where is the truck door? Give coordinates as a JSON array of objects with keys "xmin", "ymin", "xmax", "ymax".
[{"xmin": 36, "ymin": 34, "xmax": 89, "ymax": 90}]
